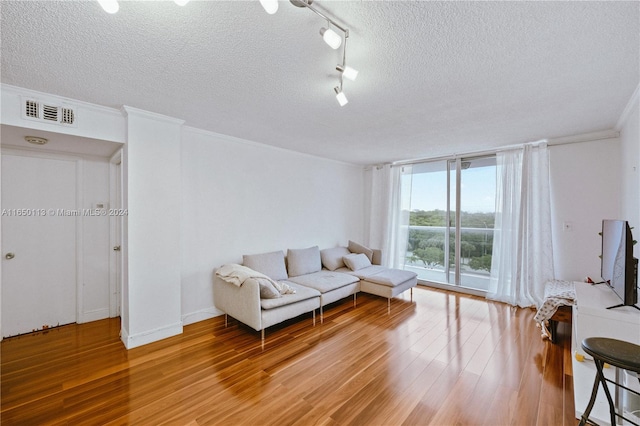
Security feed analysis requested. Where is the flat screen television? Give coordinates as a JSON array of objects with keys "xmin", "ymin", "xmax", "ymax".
[{"xmin": 601, "ymin": 219, "xmax": 639, "ymax": 310}]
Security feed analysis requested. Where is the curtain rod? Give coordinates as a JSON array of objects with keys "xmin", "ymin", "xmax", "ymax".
[{"xmin": 389, "ymin": 130, "xmax": 620, "ymax": 168}]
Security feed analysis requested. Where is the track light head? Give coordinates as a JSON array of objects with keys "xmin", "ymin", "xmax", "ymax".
[
  {"xmin": 320, "ymin": 27, "xmax": 342, "ymax": 49},
  {"xmin": 290, "ymin": 0, "xmax": 312, "ymax": 7},
  {"xmin": 336, "ymin": 64, "xmax": 358, "ymax": 81},
  {"xmin": 98, "ymin": 0, "xmax": 119, "ymax": 14},
  {"xmin": 259, "ymin": 0, "xmax": 279, "ymax": 14},
  {"xmin": 334, "ymin": 87, "xmax": 348, "ymax": 106}
]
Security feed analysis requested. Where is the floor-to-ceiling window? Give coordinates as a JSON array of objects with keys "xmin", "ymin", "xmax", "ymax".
[{"xmin": 403, "ymin": 155, "xmax": 496, "ymax": 292}]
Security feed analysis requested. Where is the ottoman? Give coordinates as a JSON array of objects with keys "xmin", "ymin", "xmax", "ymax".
[{"xmin": 360, "ymin": 269, "xmax": 418, "ymax": 313}]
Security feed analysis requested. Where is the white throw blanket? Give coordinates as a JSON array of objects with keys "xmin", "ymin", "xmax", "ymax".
[
  {"xmin": 216, "ymin": 263, "xmax": 295, "ymax": 294},
  {"xmin": 534, "ymin": 280, "xmax": 575, "ymax": 339}
]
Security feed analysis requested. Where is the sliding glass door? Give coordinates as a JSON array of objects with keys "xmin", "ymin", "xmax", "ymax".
[
  {"xmin": 404, "ymin": 156, "xmax": 496, "ymax": 292},
  {"xmin": 405, "ymin": 160, "xmax": 451, "ymax": 284}
]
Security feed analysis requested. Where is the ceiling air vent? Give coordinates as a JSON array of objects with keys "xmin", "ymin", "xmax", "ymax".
[
  {"xmin": 42, "ymin": 104, "xmax": 58, "ymax": 122},
  {"xmin": 21, "ymin": 98, "xmax": 77, "ymax": 127},
  {"xmin": 25, "ymin": 100, "xmax": 39, "ymax": 118},
  {"xmin": 61, "ymin": 107, "xmax": 74, "ymax": 125}
]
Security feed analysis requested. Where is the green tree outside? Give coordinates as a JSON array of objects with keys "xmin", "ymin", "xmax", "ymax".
[{"xmin": 407, "ymin": 210, "xmax": 494, "ymax": 273}]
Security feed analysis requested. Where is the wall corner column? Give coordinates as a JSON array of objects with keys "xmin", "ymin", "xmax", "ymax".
[{"xmin": 120, "ymin": 106, "xmax": 184, "ymax": 349}]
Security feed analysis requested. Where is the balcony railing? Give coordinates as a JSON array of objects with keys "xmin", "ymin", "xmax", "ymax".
[{"xmin": 403, "ymin": 225, "xmax": 494, "ymax": 291}]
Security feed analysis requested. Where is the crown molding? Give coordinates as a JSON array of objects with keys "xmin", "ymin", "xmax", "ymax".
[
  {"xmin": 1, "ymin": 83, "xmax": 122, "ymax": 117},
  {"xmin": 616, "ymin": 82, "xmax": 640, "ymax": 131},
  {"xmin": 182, "ymin": 125, "xmax": 364, "ymax": 169},
  {"xmin": 121, "ymin": 105, "xmax": 185, "ymax": 126}
]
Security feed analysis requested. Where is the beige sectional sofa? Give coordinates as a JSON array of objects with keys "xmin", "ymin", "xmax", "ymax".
[{"xmin": 214, "ymin": 241, "xmax": 417, "ymax": 340}]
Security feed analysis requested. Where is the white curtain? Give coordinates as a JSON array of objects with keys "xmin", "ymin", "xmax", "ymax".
[
  {"xmin": 487, "ymin": 142, "xmax": 555, "ymax": 308},
  {"xmin": 368, "ymin": 164, "xmax": 412, "ymax": 268}
]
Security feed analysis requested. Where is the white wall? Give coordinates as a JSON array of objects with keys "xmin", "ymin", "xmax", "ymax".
[
  {"xmin": 121, "ymin": 107, "xmax": 183, "ymax": 348},
  {"xmin": 180, "ymin": 127, "xmax": 365, "ymax": 325},
  {"xmin": 618, "ymin": 87, "xmax": 640, "ymax": 258},
  {"xmin": 550, "ymin": 138, "xmax": 622, "ymax": 281}
]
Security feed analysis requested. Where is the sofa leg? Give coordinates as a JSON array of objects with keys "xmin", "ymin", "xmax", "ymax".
[
  {"xmin": 261, "ymin": 328, "xmax": 265, "ymax": 341},
  {"xmin": 353, "ymin": 293, "xmax": 357, "ymax": 307},
  {"xmin": 411, "ymin": 287, "xmax": 413, "ymax": 302},
  {"xmin": 387, "ymin": 298, "xmax": 391, "ymax": 315},
  {"xmin": 320, "ymin": 306, "xmax": 324, "ymax": 324},
  {"xmin": 313, "ymin": 309, "xmax": 316, "ymax": 326},
  {"xmin": 225, "ymin": 314, "xmax": 228, "ymax": 328}
]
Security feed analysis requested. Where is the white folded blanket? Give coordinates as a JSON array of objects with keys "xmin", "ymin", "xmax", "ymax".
[{"xmin": 216, "ymin": 263, "xmax": 295, "ymax": 294}]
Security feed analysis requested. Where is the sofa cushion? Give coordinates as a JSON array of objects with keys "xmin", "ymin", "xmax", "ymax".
[
  {"xmin": 343, "ymin": 253, "xmax": 372, "ymax": 271},
  {"xmin": 258, "ymin": 279, "xmax": 281, "ymax": 299},
  {"xmin": 287, "ymin": 246, "xmax": 322, "ymax": 277},
  {"xmin": 336, "ymin": 265, "xmax": 387, "ymax": 279},
  {"xmin": 363, "ymin": 269, "xmax": 418, "ymax": 287},
  {"xmin": 287, "ymin": 270, "xmax": 359, "ymax": 293},
  {"xmin": 348, "ymin": 240, "xmax": 374, "ymax": 262},
  {"xmin": 320, "ymin": 246, "xmax": 351, "ymax": 271},
  {"xmin": 260, "ymin": 282, "xmax": 320, "ymax": 310},
  {"xmin": 243, "ymin": 250, "xmax": 288, "ymax": 281}
]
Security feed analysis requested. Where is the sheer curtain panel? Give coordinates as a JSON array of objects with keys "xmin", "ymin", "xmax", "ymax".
[
  {"xmin": 487, "ymin": 143, "xmax": 555, "ymax": 307},
  {"xmin": 367, "ymin": 164, "xmax": 412, "ymax": 268}
]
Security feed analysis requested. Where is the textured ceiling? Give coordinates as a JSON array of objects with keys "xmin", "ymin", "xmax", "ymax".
[{"xmin": 1, "ymin": 1, "xmax": 638, "ymax": 165}]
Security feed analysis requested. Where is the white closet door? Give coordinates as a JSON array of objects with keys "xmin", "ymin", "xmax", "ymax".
[{"xmin": 2, "ymin": 154, "xmax": 77, "ymax": 337}]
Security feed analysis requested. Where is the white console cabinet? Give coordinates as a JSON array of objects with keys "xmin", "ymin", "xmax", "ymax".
[{"xmin": 572, "ymin": 281, "xmax": 640, "ymax": 425}]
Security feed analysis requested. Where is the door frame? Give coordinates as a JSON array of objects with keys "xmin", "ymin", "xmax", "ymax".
[{"xmin": 109, "ymin": 149, "xmax": 123, "ymax": 318}]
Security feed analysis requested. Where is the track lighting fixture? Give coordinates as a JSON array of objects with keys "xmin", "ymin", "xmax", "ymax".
[
  {"xmin": 263, "ymin": 0, "xmax": 358, "ymax": 106},
  {"xmin": 259, "ymin": 0, "xmax": 279, "ymax": 15},
  {"xmin": 97, "ymin": 0, "xmax": 119, "ymax": 14},
  {"xmin": 319, "ymin": 27, "xmax": 342, "ymax": 50},
  {"xmin": 96, "ymin": 0, "xmax": 356, "ymax": 106},
  {"xmin": 334, "ymin": 87, "xmax": 348, "ymax": 106}
]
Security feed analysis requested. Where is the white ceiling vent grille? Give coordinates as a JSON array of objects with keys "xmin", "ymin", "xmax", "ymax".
[
  {"xmin": 25, "ymin": 100, "xmax": 39, "ymax": 118},
  {"xmin": 42, "ymin": 104, "xmax": 58, "ymax": 122},
  {"xmin": 61, "ymin": 108, "xmax": 74, "ymax": 125},
  {"xmin": 21, "ymin": 98, "xmax": 77, "ymax": 127}
]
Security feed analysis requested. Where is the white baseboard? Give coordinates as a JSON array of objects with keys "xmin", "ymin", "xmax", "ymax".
[
  {"xmin": 181, "ymin": 307, "xmax": 224, "ymax": 326},
  {"xmin": 121, "ymin": 321, "xmax": 183, "ymax": 349},
  {"xmin": 78, "ymin": 308, "xmax": 110, "ymax": 324},
  {"xmin": 120, "ymin": 327, "xmax": 129, "ymax": 347}
]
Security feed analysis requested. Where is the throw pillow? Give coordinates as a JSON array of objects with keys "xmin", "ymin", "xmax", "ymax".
[
  {"xmin": 343, "ymin": 253, "xmax": 372, "ymax": 271},
  {"xmin": 257, "ymin": 279, "xmax": 281, "ymax": 299},
  {"xmin": 348, "ymin": 240, "xmax": 374, "ymax": 262},
  {"xmin": 242, "ymin": 250, "xmax": 288, "ymax": 281},
  {"xmin": 320, "ymin": 246, "xmax": 351, "ymax": 271},
  {"xmin": 287, "ymin": 246, "xmax": 322, "ymax": 277}
]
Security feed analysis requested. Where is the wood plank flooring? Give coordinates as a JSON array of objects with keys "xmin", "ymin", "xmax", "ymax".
[{"xmin": 1, "ymin": 286, "xmax": 577, "ymax": 425}]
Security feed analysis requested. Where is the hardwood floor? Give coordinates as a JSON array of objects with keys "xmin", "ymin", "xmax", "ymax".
[{"xmin": 1, "ymin": 286, "xmax": 577, "ymax": 425}]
